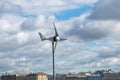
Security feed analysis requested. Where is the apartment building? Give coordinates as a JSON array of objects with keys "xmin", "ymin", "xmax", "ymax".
[
  {"xmin": 1, "ymin": 74, "xmax": 16, "ymax": 80},
  {"xmin": 0, "ymin": 72, "xmax": 48, "ymax": 80},
  {"xmin": 26, "ymin": 72, "xmax": 48, "ymax": 80},
  {"xmin": 16, "ymin": 74, "xmax": 27, "ymax": 80},
  {"xmin": 104, "ymin": 72, "xmax": 120, "ymax": 80}
]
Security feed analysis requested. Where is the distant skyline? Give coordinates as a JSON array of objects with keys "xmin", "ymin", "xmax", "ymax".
[{"xmin": 0, "ymin": 0, "xmax": 120, "ymax": 74}]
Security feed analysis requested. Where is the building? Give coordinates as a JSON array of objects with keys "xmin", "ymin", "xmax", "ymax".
[
  {"xmin": 66, "ymin": 76, "xmax": 87, "ymax": 80},
  {"xmin": 26, "ymin": 73, "xmax": 36, "ymax": 80},
  {"xmin": 26, "ymin": 72, "xmax": 48, "ymax": 80},
  {"xmin": 88, "ymin": 74, "xmax": 104, "ymax": 80},
  {"xmin": 0, "ymin": 72, "xmax": 48, "ymax": 80},
  {"xmin": 56, "ymin": 74, "xmax": 66, "ymax": 80},
  {"xmin": 16, "ymin": 74, "xmax": 27, "ymax": 80},
  {"xmin": 66, "ymin": 73, "xmax": 87, "ymax": 80},
  {"xmin": 1, "ymin": 74, "xmax": 16, "ymax": 80},
  {"xmin": 48, "ymin": 74, "xmax": 66, "ymax": 80},
  {"xmin": 104, "ymin": 72, "xmax": 120, "ymax": 80}
]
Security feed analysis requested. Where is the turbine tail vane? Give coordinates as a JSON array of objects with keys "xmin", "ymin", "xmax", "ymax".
[{"xmin": 38, "ymin": 32, "xmax": 46, "ymax": 41}]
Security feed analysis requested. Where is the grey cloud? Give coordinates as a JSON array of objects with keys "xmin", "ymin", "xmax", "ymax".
[
  {"xmin": 21, "ymin": 18, "xmax": 37, "ymax": 31},
  {"xmin": 67, "ymin": 21, "xmax": 112, "ymax": 41},
  {"xmin": 0, "ymin": 1, "xmax": 22, "ymax": 14},
  {"xmin": 0, "ymin": 40, "xmax": 21, "ymax": 52},
  {"xmin": 88, "ymin": 0, "xmax": 120, "ymax": 20},
  {"xmin": 98, "ymin": 47, "xmax": 120, "ymax": 58},
  {"xmin": 74, "ymin": 52, "xmax": 98, "ymax": 65},
  {"xmin": 0, "ymin": 36, "xmax": 25, "ymax": 52},
  {"xmin": 0, "ymin": 59, "xmax": 15, "ymax": 72}
]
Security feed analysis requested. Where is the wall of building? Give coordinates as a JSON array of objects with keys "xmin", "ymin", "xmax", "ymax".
[
  {"xmin": 37, "ymin": 73, "xmax": 48, "ymax": 80},
  {"xmin": 1, "ymin": 75, "xmax": 16, "ymax": 80},
  {"xmin": 26, "ymin": 73, "xmax": 48, "ymax": 80},
  {"xmin": 16, "ymin": 74, "xmax": 27, "ymax": 80},
  {"xmin": 0, "ymin": 73, "xmax": 48, "ymax": 80},
  {"xmin": 88, "ymin": 74, "xmax": 104, "ymax": 80},
  {"xmin": 104, "ymin": 73, "xmax": 120, "ymax": 80},
  {"xmin": 66, "ymin": 76, "xmax": 87, "ymax": 80}
]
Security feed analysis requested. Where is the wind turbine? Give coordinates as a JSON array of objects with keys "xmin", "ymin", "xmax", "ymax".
[{"xmin": 38, "ymin": 23, "xmax": 66, "ymax": 80}]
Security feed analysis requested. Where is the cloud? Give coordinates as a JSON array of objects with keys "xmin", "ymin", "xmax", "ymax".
[
  {"xmin": 7, "ymin": 0, "xmax": 97, "ymax": 16},
  {"xmin": 0, "ymin": 19, "xmax": 11, "ymax": 32},
  {"xmin": 0, "ymin": 34, "xmax": 24, "ymax": 52},
  {"xmin": 0, "ymin": 1, "xmax": 22, "ymax": 14},
  {"xmin": 88, "ymin": 0, "xmax": 120, "ymax": 20},
  {"xmin": 89, "ymin": 58, "xmax": 120, "ymax": 70},
  {"xmin": 21, "ymin": 15, "xmax": 56, "ymax": 32},
  {"xmin": 65, "ymin": 10, "xmax": 120, "ymax": 73},
  {"xmin": 98, "ymin": 46, "xmax": 119, "ymax": 58},
  {"xmin": 67, "ymin": 14, "xmax": 115, "ymax": 41},
  {"xmin": 74, "ymin": 51, "xmax": 98, "ymax": 65},
  {"xmin": 0, "ymin": 14, "xmax": 24, "ymax": 33},
  {"xmin": 0, "ymin": 58, "xmax": 15, "ymax": 72}
]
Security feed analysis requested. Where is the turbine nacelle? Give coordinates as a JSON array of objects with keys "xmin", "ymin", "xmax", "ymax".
[{"xmin": 54, "ymin": 36, "xmax": 60, "ymax": 41}]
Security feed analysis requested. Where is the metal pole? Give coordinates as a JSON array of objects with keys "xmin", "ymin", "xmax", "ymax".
[{"xmin": 52, "ymin": 50, "xmax": 55, "ymax": 80}]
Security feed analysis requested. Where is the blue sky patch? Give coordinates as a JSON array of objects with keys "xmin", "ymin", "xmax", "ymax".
[
  {"xmin": 18, "ymin": 11, "xmax": 37, "ymax": 18},
  {"xmin": 85, "ymin": 39, "xmax": 111, "ymax": 47},
  {"xmin": 55, "ymin": 5, "xmax": 92, "ymax": 20}
]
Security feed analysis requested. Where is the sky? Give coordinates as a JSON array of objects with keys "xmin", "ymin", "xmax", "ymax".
[{"xmin": 0, "ymin": 0, "xmax": 120, "ymax": 74}]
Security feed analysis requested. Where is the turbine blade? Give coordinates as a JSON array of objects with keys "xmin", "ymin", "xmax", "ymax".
[
  {"xmin": 53, "ymin": 23, "xmax": 59, "ymax": 36},
  {"xmin": 60, "ymin": 38, "xmax": 67, "ymax": 41},
  {"xmin": 52, "ymin": 41, "xmax": 57, "ymax": 54},
  {"xmin": 54, "ymin": 41, "xmax": 57, "ymax": 51}
]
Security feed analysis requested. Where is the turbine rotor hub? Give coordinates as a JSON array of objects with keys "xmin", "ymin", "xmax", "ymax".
[{"xmin": 54, "ymin": 36, "xmax": 60, "ymax": 41}]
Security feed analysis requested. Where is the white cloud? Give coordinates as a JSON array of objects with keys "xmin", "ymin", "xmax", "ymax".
[
  {"xmin": 89, "ymin": 58, "xmax": 120, "ymax": 70},
  {"xmin": 16, "ymin": 32, "xmax": 29, "ymax": 44},
  {"xmin": 0, "ymin": 19, "xmax": 11, "ymax": 32},
  {"xmin": 0, "ymin": 14, "xmax": 25, "ymax": 33},
  {"xmin": 7, "ymin": 0, "xmax": 97, "ymax": 15}
]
